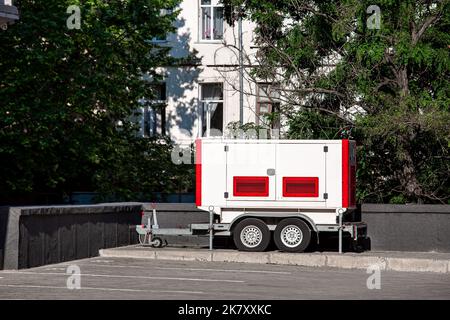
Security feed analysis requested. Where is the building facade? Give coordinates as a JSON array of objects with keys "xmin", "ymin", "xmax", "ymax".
[
  {"xmin": 0, "ymin": 0, "xmax": 19, "ymax": 29},
  {"xmin": 139, "ymin": 0, "xmax": 283, "ymax": 145}
]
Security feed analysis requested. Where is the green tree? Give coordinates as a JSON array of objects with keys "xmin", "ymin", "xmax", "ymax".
[
  {"xmin": 224, "ymin": 0, "xmax": 450, "ymax": 203},
  {"xmin": 0, "ymin": 0, "xmax": 193, "ymax": 204}
]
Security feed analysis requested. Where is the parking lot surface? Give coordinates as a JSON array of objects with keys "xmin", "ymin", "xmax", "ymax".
[{"xmin": 0, "ymin": 256, "xmax": 449, "ymax": 300}]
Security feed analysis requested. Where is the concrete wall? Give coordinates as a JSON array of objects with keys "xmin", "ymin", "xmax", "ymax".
[
  {"xmin": 0, "ymin": 203, "xmax": 142, "ymax": 270},
  {"xmin": 362, "ymin": 204, "xmax": 450, "ymax": 253},
  {"xmin": 0, "ymin": 207, "xmax": 9, "ymax": 270},
  {"xmin": 3, "ymin": 202, "xmax": 448, "ymax": 270}
]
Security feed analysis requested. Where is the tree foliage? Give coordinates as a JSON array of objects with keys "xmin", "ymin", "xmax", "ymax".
[
  {"xmin": 0, "ymin": 0, "xmax": 193, "ymax": 204},
  {"xmin": 224, "ymin": 0, "xmax": 450, "ymax": 203}
]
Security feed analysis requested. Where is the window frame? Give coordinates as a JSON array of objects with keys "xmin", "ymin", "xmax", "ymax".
[
  {"xmin": 143, "ymin": 82, "xmax": 167, "ymax": 137},
  {"xmin": 149, "ymin": 8, "xmax": 176, "ymax": 43},
  {"xmin": 199, "ymin": 0, "xmax": 225, "ymax": 42},
  {"xmin": 256, "ymin": 83, "xmax": 281, "ymax": 129},
  {"xmin": 199, "ymin": 82, "xmax": 224, "ymax": 137}
]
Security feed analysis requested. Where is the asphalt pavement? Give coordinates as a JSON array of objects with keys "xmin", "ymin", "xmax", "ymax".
[{"xmin": 0, "ymin": 256, "xmax": 449, "ymax": 300}]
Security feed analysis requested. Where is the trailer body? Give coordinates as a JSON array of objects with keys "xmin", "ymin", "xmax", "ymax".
[
  {"xmin": 197, "ymin": 139, "xmax": 356, "ymax": 220},
  {"xmin": 137, "ymin": 138, "xmax": 367, "ymax": 253}
]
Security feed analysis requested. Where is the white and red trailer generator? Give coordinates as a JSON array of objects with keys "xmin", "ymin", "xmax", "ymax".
[{"xmin": 137, "ymin": 138, "xmax": 368, "ymax": 253}]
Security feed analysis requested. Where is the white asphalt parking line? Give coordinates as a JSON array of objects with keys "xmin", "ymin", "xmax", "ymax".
[
  {"xmin": 0, "ymin": 271, "xmax": 244, "ymax": 283},
  {"xmin": 85, "ymin": 263, "xmax": 291, "ymax": 274},
  {"xmin": 87, "ymin": 263, "xmax": 148, "ymax": 268},
  {"xmin": 0, "ymin": 284, "xmax": 204, "ymax": 294},
  {"xmin": 155, "ymin": 266, "xmax": 292, "ymax": 274}
]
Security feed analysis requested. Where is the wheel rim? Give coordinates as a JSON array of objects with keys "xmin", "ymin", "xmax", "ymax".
[
  {"xmin": 280, "ymin": 225, "xmax": 303, "ymax": 248},
  {"xmin": 240, "ymin": 225, "xmax": 263, "ymax": 248}
]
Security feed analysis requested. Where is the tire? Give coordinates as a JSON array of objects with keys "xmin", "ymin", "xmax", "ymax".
[
  {"xmin": 151, "ymin": 237, "xmax": 163, "ymax": 248},
  {"xmin": 274, "ymin": 218, "xmax": 311, "ymax": 253},
  {"xmin": 233, "ymin": 218, "xmax": 270, "ymax": 252}
]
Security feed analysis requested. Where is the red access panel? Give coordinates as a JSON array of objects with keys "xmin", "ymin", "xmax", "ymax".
[
  {"xmin": 233, "ymin": 176, "xmax": 269, "ymax": 197},
  {"xmin": 283, "ymin": 177, "xmax": 319, "ymax": 197}
]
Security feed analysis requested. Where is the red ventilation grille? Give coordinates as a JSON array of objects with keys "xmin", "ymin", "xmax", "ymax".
[
  {"xmin": 233, "ymin": 176, "xmax": 269, "ymax": 197},
  {"xmin": 283, "ymin": 177, "xmax": 319, "ymax": 197}
]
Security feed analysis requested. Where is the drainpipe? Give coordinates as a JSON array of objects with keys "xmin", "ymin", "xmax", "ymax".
[{"xmin": 238, "ymin": 12, "xmax": 244, "ymax": 125}]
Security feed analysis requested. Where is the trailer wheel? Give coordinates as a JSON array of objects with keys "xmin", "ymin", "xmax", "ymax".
[
  {"xmin": 233, "ymin": 218, "xmax": 270, "ymax": 252},
  {"xmin": 151, "ymin": 237, "xmax": 163, "ymax": 248},
  {"xmin": 274, "ymin": 218, "xmax": 311, "ymax": 253}
]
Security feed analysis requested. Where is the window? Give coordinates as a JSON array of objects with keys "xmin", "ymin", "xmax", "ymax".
[
  {"xmin": 200, "ymin": 0, "xmax": 224, "ymax": 41},
  {"xmin": 256, "ymin": 84, "xmax": 281, "ymax": 130},
  {"xmin": 151, "ymin": 8, "xmax": 174, "ymax": 42},
  {"xmin": 143, "ymin": 83, "xmax": 166, "ymax": 137},
  {"xmin": 152, "ymin": 34, "xmax": 167, "ymax": 43},
  {"xmin": 200, "ymin": 83, "xmax": 223, "ymax": 137}
]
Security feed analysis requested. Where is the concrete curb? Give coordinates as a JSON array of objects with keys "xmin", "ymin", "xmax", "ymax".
[{"xmin": 99, "ymin": 247, "xmax": 450, "ymax": 274}]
